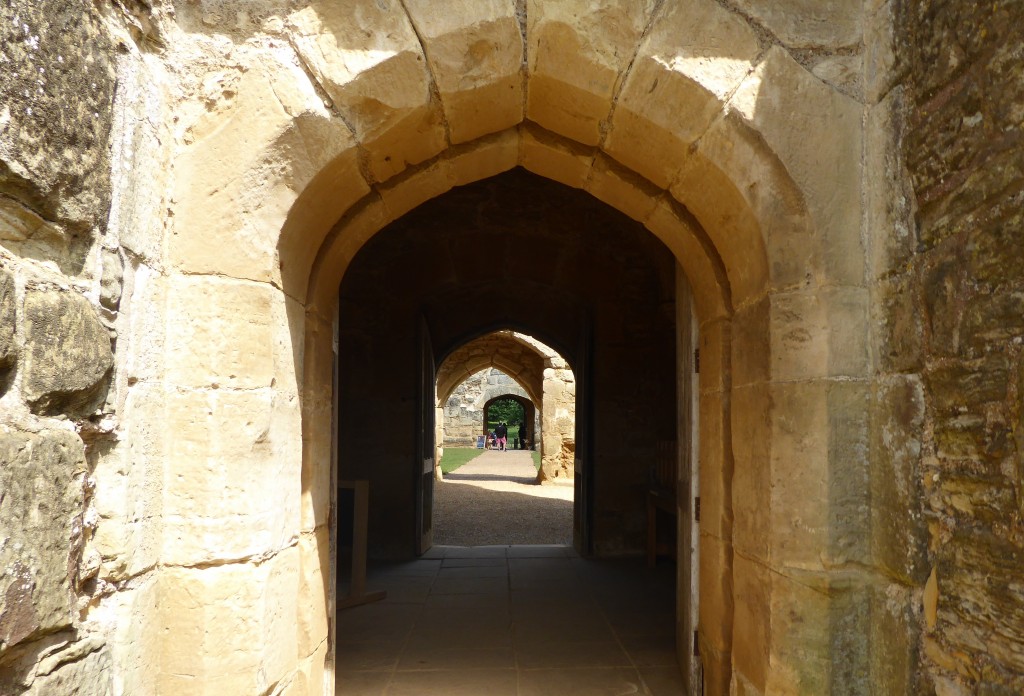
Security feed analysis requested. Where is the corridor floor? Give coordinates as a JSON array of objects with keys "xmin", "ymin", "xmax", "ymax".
[{"xmin": 336, "ymin": 545, "xmax": 684, "ymax": 695}]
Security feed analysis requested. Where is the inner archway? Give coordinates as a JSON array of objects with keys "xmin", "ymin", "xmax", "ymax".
[
  {"xmin": 485, "ymin": 394, "xmax": 526, "ymax": 446},
  {"xmin": 335, "ymin": 167, "xmax": 685, "ymax": 690},
  {"xmin": 337, "ymin": 169, "xmax": 678, "ymax": 555}
]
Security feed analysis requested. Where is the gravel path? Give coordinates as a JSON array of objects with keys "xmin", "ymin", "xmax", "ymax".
[{"xmin": 433, "ymin": 449, "xmax": 574, "ymax": 546}]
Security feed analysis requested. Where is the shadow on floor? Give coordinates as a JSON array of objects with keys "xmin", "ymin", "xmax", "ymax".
[{"xmin": 336, "ymin": 546, "xmax": 684, "ymax": 695}]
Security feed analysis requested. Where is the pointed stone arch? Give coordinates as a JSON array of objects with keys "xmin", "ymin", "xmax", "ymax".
[{"xmin": 162, "ymin": 3, "xmax": 868, "ymax": 694}]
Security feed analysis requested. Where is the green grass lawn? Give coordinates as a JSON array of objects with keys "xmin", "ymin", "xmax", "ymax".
[
  {"xmin": 439, "ymin": 447, "xmax": 484, "ymax": 474},
  {"xmin": 439, "ymin": 445, "xmax": 541, "ymax": 474}
]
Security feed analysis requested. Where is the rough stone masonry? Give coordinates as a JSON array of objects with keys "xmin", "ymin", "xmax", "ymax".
[{"xmin": 0, "ymin": 0, "xmax": 1021, "ymax": 694}]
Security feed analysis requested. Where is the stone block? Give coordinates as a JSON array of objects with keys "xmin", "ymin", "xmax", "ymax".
[
  {"xmin": 698, "ymin": 535, "xmax": 733, "ymax": 655},
  {"xmin": 0, "ymin": 428, "xmax": 86, "ymax": 652},
  {"xmin": 22, "ymin": 286, "xmax": 112, "ymax": 417},
  {"xmin": 730, "ymin": 46, "xmax": 864, "ymax": 286},
  {"xmin": 731, "ymin": 554, "xmax": 770, "ymax": 693},
  {"xmin": 683, "ymin": 113, "xmax": 801, "ymax": 301},
  {"xmin": 874, "ymin": 271, "xmax": 924, "ymax": 373},
  {"xmin": 109, "ymin": 51, "xmax": 171, "ymax": 266},
  {"xmin": 865, "ymin": 1, "xmax": 898, "ymax": 104},
  {"xmin": 968, "ymin": 213, "xmax": 1024, "ymax": 289},
  {"xmin": 289, "ymin": 641, "xmax": 328, "ymax": 696},
  {"xmin": 118, "ymin": 262, "xmax": 167, "ymax": 387},
  {"xmin": 763, "ymin": 570, "xmax": 834, "ymax": 695},
  {"xmin": 811, "ymin": 54, "xmax": 863, "ymax": 100},
  {"xmin": 826, "ymin": 380, "xmax": 871, "ymax": 566},
  {"xmin": 286, "ymin": 2, "xmax": 447, "ymax": 182},
  {"xmin": 731, "ymin": 382, "xmax": 771, "ymax": 562},
  {"xmin": 870, "ymin": 582, "xmax": 922, "ymax": 695},
  {"xmin": 927, "ymin": 353, "xmax": 1009, "ymax": 414},
  {"xmin": 769, "ymin": 380, "xmax": 872, "ymax": 570},
  {"xmin": 960, "ymin": 289, "xmax": 1024, "ymax": 358},
  {"xmin": 447, "ymin": 129, "xmax": 519, "ymax": 186},
  {"xmin": 527, "ymin": 0, "xmax": 658, "ymax": 145},
  {"xmin": 99, "ymin": 247, "xmax": 123, "ymax": 311},
  {"xmin": 732, "ymin": 295, "xmax": 770, "ymax": 388},
  {"xmin": 159, "ymin": 547, "xmax": 300, "ymax": 695},
  {"xmin": 922, "ymin": 254, "xmax": 965, "ymax": 359},
  {"xmin": 697, "ymin": 391, "xmax": 730, "ymax": 542},
  {"xmin": 871, "ymin": 375, "xmax": 928, "ymax": 583},
  {"xmin": 161, "ymin": 388, "xmax": 302, "ymax": 567},
  {"xmin": 307, "ymin": 197, "xmax": 393, "ymax": 318},
  {"xmin": 403, "ymin": 0, "xmax": 523, "ymax": 144},
  {"xmin": 585, "ymin": 155, "xmax": 660, "ymax": 224},
  {"xmin": 297, "ymin": 527, "xmax": 330, "ymax": 656},
  {"xmin": 866, "ymin": 88, "xmax": 915, "ymax": 278},
  {"xmin": 379, "ymin": 159, "xmax": 456, "ymax": 222},
  {"xmin": 606, "ymin": 0, "xmax": 760, "ymax": 186},
  {"xmin": 25, "ymin": 636, "xmax": 112, "ymax": 696},
  {"xmin": 0, "ymin": 0, "xmax": 116, "ymax": 233},
  {"xmin": 769, "ymin": 287, "xmax": 869, "ymax": 382},
  {"xmin": 89, "ymin": 387, "xmax": 164, "ymax": 580},
  {"xmin": 769, "ymin": 287, "xmax": 827, "ymax": 382},
  {"xmin": 645, "ymin": 200, "xmax": 728, "ymax": 322},
  {"xmin": 105, "ymin": 573, "xmax": 160, "ymax": 696},
  {"xmin": 697, "ymin": 318, "xmax": 729, "ymax": 396},
  {"xmin": 731, "ymin": 0, "xmax": 862, "ymax": 49},
  {"xmin": 0, "ymin": 267, "xmax": 15, "ymax": 391},
  {"xmin": 768, "ymin": 381, "xmax": 828, "ymax": 568},
  {"xmin": 164, "ymin": 276, "xmax": 295, "ymax": 392},
  {"xmin": 276, "ymin": 122, "xmax": 368, "ymax": 300},
  {"xmin": 301, "ymin": 318, "xmax": 333, "ymax": 533},
  {"xmin": 173, "ymin": 53, "xmax": 361, "ymax": 287},
  {"xmin": 825, "ymin": 286, "xmax": 871, "ymax": 377},
  {"xmin": 519, "ymin": 125, "xmax": 594, "ymax": 190}
]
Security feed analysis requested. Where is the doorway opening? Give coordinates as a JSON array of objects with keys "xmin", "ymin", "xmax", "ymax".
[{"xmin": 334, "ymin": 169, "xmax": 696, "ymax": 692}]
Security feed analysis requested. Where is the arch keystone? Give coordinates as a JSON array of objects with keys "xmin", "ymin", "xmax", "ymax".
[
  {"xmin": 527, "ymin": 0, "xmax": 659, "ymax": 145},
  {"xmin": 519, "ymin": 124, "xmax": 594, "ymax": 189},
  {"xmin": 403, "ymin": 0, "xmax": 524, "ymax": 144}
]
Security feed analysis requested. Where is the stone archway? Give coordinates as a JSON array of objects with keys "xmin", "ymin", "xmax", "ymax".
[
  {"xmin": 440, "ymin": 369, "xmax": 530, "ymax": 447},
  {"xmin": 481, "ymin": 392, "xmax": 534, "ymax": 448},
  {"xmin": 436, "ymin": 330, "xmax": 576, "ymax": 481},
  {"xmin": 150, "ymin": 3, "xmax": 867, "ymax": 694}
]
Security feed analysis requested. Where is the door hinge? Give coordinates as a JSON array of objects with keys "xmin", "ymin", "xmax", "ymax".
[
  {"xmin": 694, "ymin": 496, "xmax": 701, "ymax": 522},
  {"xmin": 693, "ymin": 348, "xmax": 700, "ymax": 373},
  {"xmin": 693, "ymin": 630, "xmax": 700, "ymax": 656}
]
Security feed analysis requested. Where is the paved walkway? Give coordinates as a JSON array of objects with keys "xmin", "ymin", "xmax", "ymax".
[
  {"xmin": 434, "ymin": 450, "xmax": 574, "ymax": 547},
  {"xmin": 336, "ymin": 451, "xmax": 684, "ymax": 695},
  {"xmin": 337, "ymin": 546, "xmax": 683, "ymax": 695}
]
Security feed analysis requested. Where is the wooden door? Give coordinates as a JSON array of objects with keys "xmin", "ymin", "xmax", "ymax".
[
  {"xmin": 573, "ymin": 320, "xmax": 593, "ymax": 555},
  {"xmin": 415, "ymin": 315, "xmax": 436, "ymax": 555}
]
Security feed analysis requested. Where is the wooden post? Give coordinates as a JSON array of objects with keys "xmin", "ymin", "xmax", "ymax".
[{"xmin": 337, "ymin": 480, "xmax": 387, "ymax": 610}]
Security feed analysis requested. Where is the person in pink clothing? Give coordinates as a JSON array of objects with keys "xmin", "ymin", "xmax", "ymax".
[{"xmin": 495, "ymin": 422, "xmax": 508, "ymax": 451}]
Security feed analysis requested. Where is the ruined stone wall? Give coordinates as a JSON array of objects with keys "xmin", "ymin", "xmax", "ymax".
[
  {"xmin": 442, "ymin": 368, "xmax": 534, "ymax": 446},
  {"xmin": 539, "ymin": 354, "xmax": 576, "ymax": 481},
  {"xmin": 887, "ymin": 2, "xmax": 1024, "ymax": 692},
  {"xmin": 0, "ymin": 0, "xmax": 123, "ymax": 692}
]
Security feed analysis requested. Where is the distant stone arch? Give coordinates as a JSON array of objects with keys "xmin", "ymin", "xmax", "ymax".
[{"xmin": 439, "ymin": 368, "xmax": 533, "ymax": 448}]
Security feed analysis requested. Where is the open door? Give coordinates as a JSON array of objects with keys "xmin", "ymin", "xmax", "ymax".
[
  {"xmin": 677, "ymin": 273, "xmax": 702, "ymax": 692},
  {"xmin": 415, "ymin": 315, "xmax": 436, "ymax": 555},
  {"xmin": 573, "ymin": 319, "xmax": 593, "ymax": 555}
]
